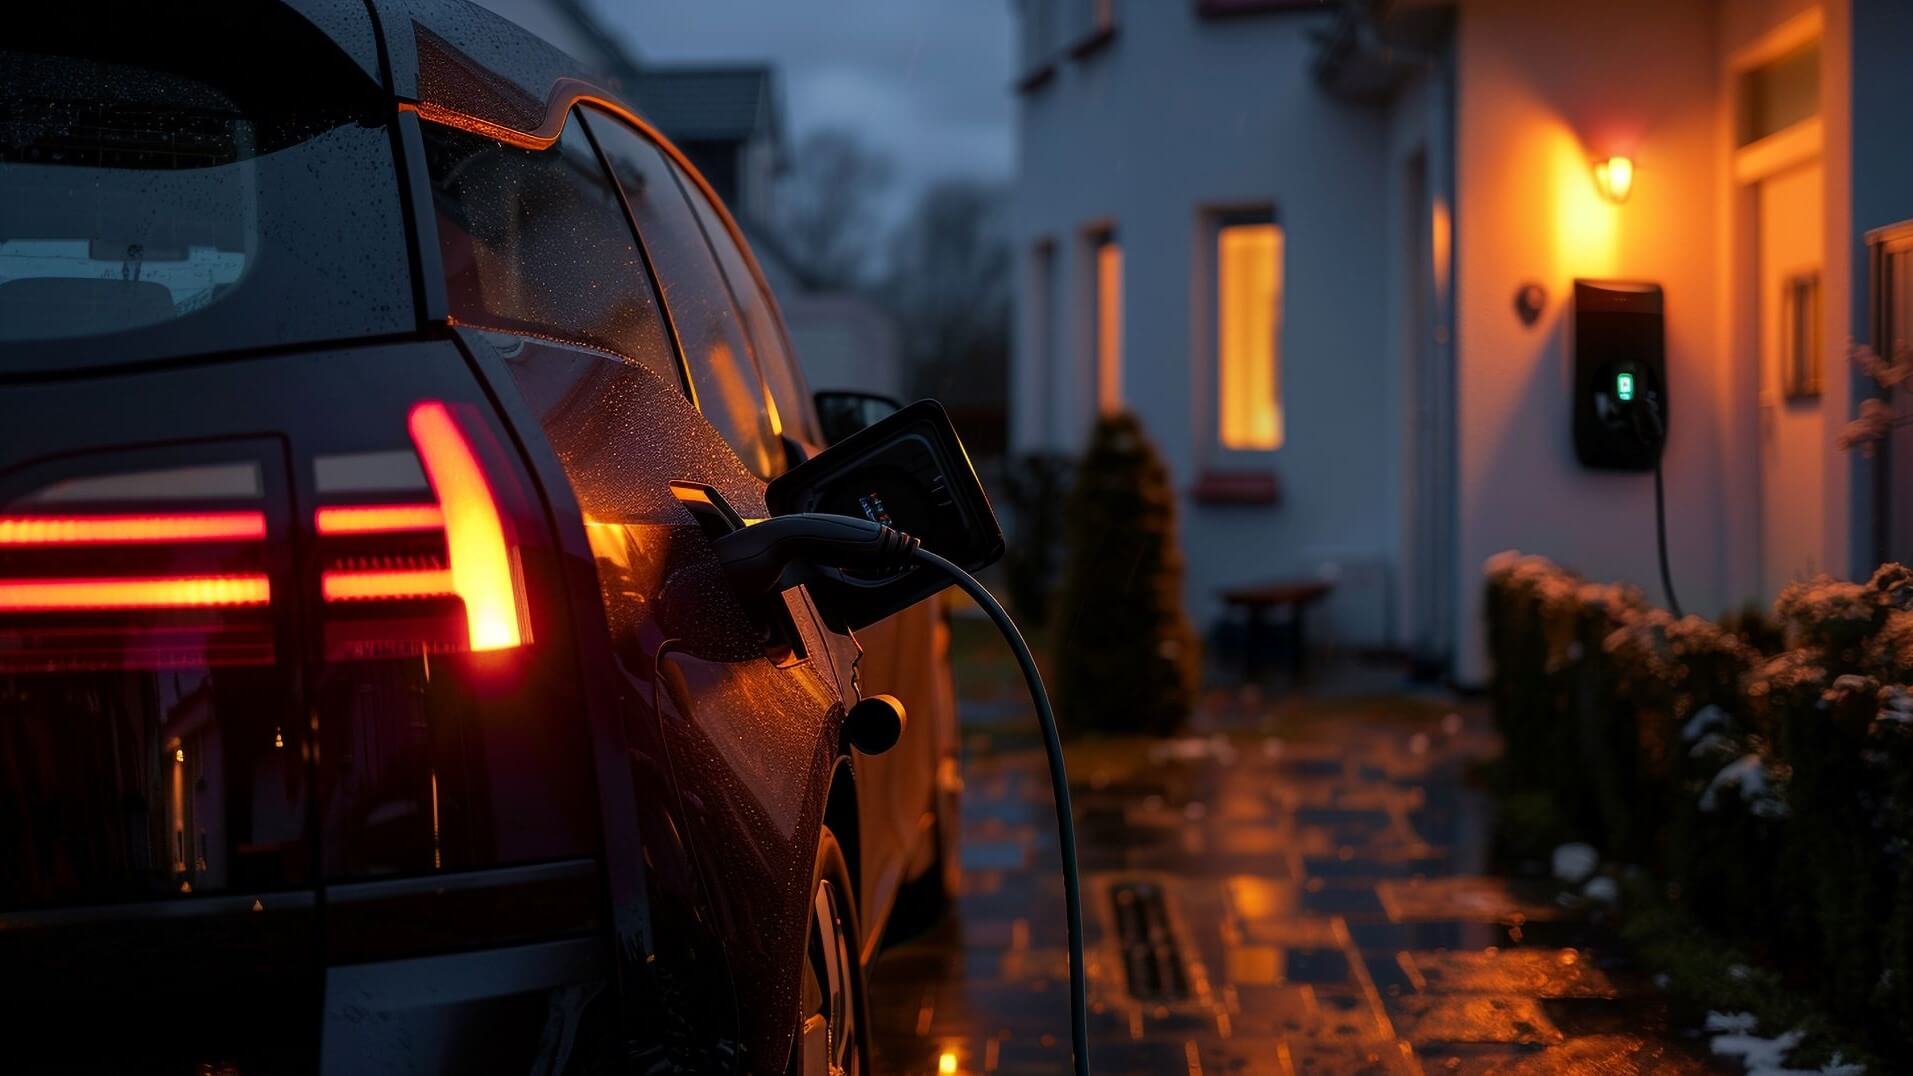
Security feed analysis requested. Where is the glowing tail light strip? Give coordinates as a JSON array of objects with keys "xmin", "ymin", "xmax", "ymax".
[
  {"xmin": 0, "ymin": 511, "xmax": 268, "ymax": 546},
  {"xmin": 315, "ymin": 403, "xmax": 528, "ymax": 652},
  {"xmin": 408, "ymin": 402, "xmax": 525, "ymax": 651},
  {"xmin": 315, "ymin": 504, "xmax": 445, "ymax": 535},
  {"xmin": 0, "ymin": 575, "xmax": 270, "ymax": 612},
  {"xmin": 321, "ymin": 568, "xmax": 455, "ymax": 602}
]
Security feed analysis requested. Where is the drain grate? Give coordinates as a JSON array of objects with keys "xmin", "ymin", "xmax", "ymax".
[{"xmin": 1110, "ymin": 880, "xmax": 1190, "ymax": 1002}]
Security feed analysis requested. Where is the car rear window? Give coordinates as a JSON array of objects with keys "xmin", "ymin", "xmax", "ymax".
[{"xmin": 0, "ymin": 5, "xmax": 413, "ymax": 371}]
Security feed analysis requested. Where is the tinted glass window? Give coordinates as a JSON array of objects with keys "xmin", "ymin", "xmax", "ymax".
[
  {"xmin": 0, "ymin": 5, "xmax": 413, "ymax": 372},
  {"xmin": 677, "ymin": 173, "xmax": 821, "ymax": 447},
  {"xmin": 422, "ymin": 111, "xmax": 679, "ymax": 387},
  {"xmin": 581, "ymin": 108, "xmax": 782, "ymax": 478}
]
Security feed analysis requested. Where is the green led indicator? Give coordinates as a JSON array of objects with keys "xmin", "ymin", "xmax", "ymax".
[{"xmin": 1616, "ymin": 371, "xmax": 1636, "ymax": 402}]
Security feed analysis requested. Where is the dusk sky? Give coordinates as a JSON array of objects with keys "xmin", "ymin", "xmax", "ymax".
[{"xmin": 595, "ymin": 0, "xmax": 1016, "ymax": 218}]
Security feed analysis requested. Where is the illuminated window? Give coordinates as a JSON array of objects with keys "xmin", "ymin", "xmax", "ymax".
[
  {"xmin": 1216, "ymin": 217, "xmax": 1283, "ymax": 450},
  {"xmin": 1092, "ymin": 232, "xmax": 1123, "ymax": 415}
]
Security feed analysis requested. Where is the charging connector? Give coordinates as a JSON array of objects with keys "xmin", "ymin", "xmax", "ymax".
[{"xmin": 711, "ymin": 515, "xmax": 1093, "ymax": 1075}]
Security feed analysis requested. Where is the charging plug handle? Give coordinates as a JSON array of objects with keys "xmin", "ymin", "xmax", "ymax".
[{"xmin": 713, "ymin": 513, "xmax": 921, "ymax": 596}]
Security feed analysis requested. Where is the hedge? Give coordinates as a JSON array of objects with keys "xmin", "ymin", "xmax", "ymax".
[{"xmin": 1484, "ymin": 554, "xmax": 1913, "ymax": 1046}]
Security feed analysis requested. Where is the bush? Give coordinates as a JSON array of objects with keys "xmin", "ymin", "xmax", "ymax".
[
  {"xmin": 1483, "ymin": 554, "xmax": 1913, "ymax": 1050},
  {"xmin": 1051, "ymin": 412, "xmax": 1199, "ymax": 735}
]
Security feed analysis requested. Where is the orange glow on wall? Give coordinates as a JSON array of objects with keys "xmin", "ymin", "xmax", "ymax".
[
  {"xmin": 0, "ymin": 512, "xmax": 267, "ymax": 546},
  {"xmin": 0, "ymin": 575, "xmax": 270, "ymax": 612},
  {"xmin": 315, "ymin": 504, "xmax": 445, "ymax": 535},
  {"xmin": 1217, "ymin": 222, "xmax": 1284, "ymax": 450},
  {"xmin": 1546, "ymin": 125, "xmax": 1620, "ymax": 282},
  {"xmin": 1095, "ymin": 239, "xmax": 1124, "ymax": 414},
  {"xmin": 321, "ymin": 568, "xmax": 456, "ymax": 602},
  {"xmin": 407, "ymin": 401, "xmax": 527, "ymax": 651}
]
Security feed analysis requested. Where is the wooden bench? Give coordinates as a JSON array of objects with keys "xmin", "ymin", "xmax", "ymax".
[{"xmin": 1220, "ymin": 579, "xmax": 1335, "ymax": 683}]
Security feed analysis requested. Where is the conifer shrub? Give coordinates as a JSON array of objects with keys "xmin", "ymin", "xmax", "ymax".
[{"xmin": 1051, "ymin": 412, "xmax": 1199, "ymax": 736}]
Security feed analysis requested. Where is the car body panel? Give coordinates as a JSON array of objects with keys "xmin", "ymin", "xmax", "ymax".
[{"xmin": 1, "ymin": 3, "xmax": 959, "ymax": 1072}]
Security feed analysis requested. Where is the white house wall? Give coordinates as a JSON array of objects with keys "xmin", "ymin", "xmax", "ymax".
[
  {"xmin": 1453, "ymin": 0, "xmax": 1740, "ymax": 684},
  {"xmin": 1011, "ymin": 5, "xmax": 1402, "ymax": 645}
]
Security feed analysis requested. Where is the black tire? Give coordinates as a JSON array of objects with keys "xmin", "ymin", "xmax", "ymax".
[{"xmin": 790, "ymin": 827, "xmax": 869, "ymax": 1076}]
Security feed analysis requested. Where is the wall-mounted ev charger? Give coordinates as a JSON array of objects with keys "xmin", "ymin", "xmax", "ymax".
[
  {"xmin": 1572, "ymin": 279, "xmax": 1668, "ymax": 471},
  {"xmin": 1571, "ymin": 279, "xmax": 1682, "ymax": 615}
]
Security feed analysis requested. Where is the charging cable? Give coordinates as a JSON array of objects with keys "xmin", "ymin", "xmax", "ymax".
[
  {"xmin": 911, "ymin": 546, "xmax": 1091, "ymax": 1076},
  {"xmin": 715, "ymin": 517, "xmax": 1092, "ymax": 1075},
  {"xmin": 1632, "ymin": 402, "xmax": 1683, "ymax": 617}
]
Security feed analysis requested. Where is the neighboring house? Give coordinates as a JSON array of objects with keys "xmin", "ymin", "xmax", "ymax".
[
  {"xmin": 1009, "ymin": 0, "xmax": 1913, "ymax": 683},
  {"xmin": 475, "ymin": 0, "xmax": 906, "ymax": 412}
]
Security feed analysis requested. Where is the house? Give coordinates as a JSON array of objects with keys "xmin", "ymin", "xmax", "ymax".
[
  {"xmin": 1008, "ymin": 0, "xmax": 1913, "ymax": 683},
  {"xmin": 474, "ymin": 0, "xmax": 908, "ymax": 404}
]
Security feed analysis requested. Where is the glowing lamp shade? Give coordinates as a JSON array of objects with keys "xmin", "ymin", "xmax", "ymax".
[
  {"xmin": 406, "ymin": 401, "xmax": 527, "ymax": 651},
  {"xmin": 1593, "ymin": 156, "xmax": 1634, "ymax": 204}
]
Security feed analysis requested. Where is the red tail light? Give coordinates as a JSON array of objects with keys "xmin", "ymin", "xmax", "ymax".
[
  {"xmin": 315, "ymin": 504, "xmax": 443, "ymax": 535},
  {"xmin": 0, "ymin": 511, "xmax": 267, "ymax": 546},
  {"xmin": 316, "ymin": 400, "xmax": 530, "ymax": 658},
  {"xmin": 0, "ymin": 575, "xmax": 270, "ymax": 612},
  {"xmin": 0, "ymin": 506, "xmax": 276, "ymax": 670}
]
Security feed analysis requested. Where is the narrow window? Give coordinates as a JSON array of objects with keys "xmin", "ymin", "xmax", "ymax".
[
  {"xmin": 1780, "ymin": 270, "xmax": 1821, "ymax": 399},
  {"xmin": 1216, "ymin": 216, "xmax": 1283, "ymax": 450},
  {"xmin": 1092, "ymin": 232, "xmax": 1123, "ymax": 415}
]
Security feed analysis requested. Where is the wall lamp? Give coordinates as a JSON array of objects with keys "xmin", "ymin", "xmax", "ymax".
[{"xmin": 1593, "ymin": 156, "xmax": 1635, "ymax": 204}]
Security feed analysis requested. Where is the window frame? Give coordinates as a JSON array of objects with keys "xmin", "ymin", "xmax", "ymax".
[
  {"xmin": 420, "ymin": 108, "xmax": 683, "ymax": 394},
  {"xmin": 1195, "ymin": 204, "xmax": 1286, "ymax": 468},
  {"xmin": 666, "ymin": 154, "xmax": 821, "ymax": 452},
  {"xmin": 1779, "ymin": 269, "xmax": 1822, "ymax": 400},
  {"xmin": 576, "ymin": 106, "xmax": 785, "ymax": 479},
  {"xmin": 1028, "ymin": 237, "xmax": 1060, "ymax": 448},
  {"xmin": 1211, "ymin": 207, "xmax": 1285, "ymax": 453},
  {"xmin": 1083, "ymin": 224, "xmax": 1123, "ymax": 419}
]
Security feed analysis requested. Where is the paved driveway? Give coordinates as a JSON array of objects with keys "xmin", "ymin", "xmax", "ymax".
[{"xmin": 868, "ymin": 694, "xmax": 1722, "ymax": 1075}]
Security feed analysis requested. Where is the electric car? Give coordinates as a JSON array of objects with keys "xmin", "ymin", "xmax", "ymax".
[{"xmin": 0, "ymin": 2, "xmax": 963, "ymax": 1072}]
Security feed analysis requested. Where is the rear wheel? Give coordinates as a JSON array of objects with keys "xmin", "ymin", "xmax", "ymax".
[{"xmin": 793, "ymin": 828, "xmax": 867, "ymax": 1076}]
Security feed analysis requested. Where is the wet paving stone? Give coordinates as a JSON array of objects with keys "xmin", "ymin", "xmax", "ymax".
[
  {"xmin": 1375, "ymin": 876, "xmax": 1565, "ymax": 924},
  {"xmin": 868, "ymin": 698, "xmax": 1727, "ymax": 1074},
  {"xmin": 1403, "ymin": 948, "xmax": 1617, "ymax": 998},
  {"xmin": 1390, "ymin": 995, "xmax": 1564, "ymax": 1047}
]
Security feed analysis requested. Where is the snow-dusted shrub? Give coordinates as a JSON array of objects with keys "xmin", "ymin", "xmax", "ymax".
[{"xmin": 1486, "ymin": 556, "xmax": 1913, "ymax": 1045}]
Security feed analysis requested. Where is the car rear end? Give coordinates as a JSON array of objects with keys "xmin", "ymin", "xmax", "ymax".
[{"xmin": 0, "ymin": 6, "xmax": 615, "ymax": 1072}]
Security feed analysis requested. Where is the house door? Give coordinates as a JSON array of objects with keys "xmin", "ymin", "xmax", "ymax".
[{"xmin": 1755, "ymin": 160, "xmax": 1825, "ymax": 594}]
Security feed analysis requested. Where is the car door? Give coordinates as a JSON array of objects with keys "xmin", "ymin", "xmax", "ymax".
[
  {"xmin": 428, "ymin": 100, "xmax": 859, "ymax": 1074},
  {"xmin": 664, "ymin": 161, "xmax": 951, "ymax": 945},
  {"xmin": 417, "ymin": 102, "xmax": 844, "ymax": 1072}
]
